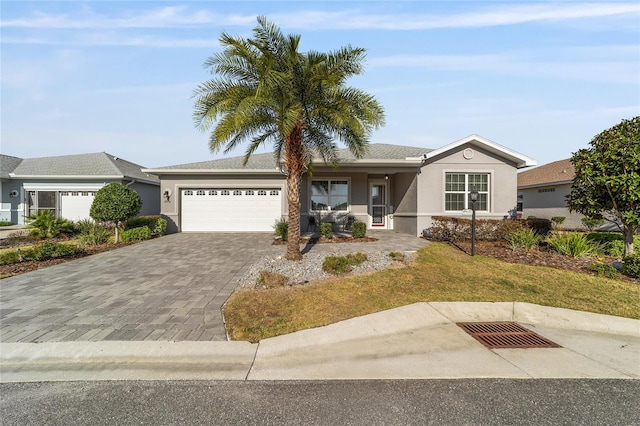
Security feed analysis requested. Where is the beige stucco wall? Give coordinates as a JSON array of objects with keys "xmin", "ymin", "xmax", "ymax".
[
  {"xmin": 158, "ymin": 174, "xmax": 286, "ymax": 233},
  {"xmin": 416, "ymin": 143, "xmax": 519, "ymax": 235}
]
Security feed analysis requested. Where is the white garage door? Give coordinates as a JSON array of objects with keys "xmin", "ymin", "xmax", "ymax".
[
  {"xmin": 60, "ymin": 191, "xmax": 95, "ymax": 221},
  {"xmin": 181, "ymin": 189, "xmax": 282, "ymax": 232}
]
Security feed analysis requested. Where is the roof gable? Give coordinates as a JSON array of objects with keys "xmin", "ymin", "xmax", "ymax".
[
  {"xmin": 7, "ymin": 153, "xmax": 159, "ymax": 184},
  {"xmin": 518, "ymin": 158, "xmax": 574, "ymax": 188},
  {"xmin": 424, "ymin": 134, "xmax": 537, "ymax": 169},
  {"xmin": 1, "ymin": 154, "xmax": 23, "ymax": 179}
]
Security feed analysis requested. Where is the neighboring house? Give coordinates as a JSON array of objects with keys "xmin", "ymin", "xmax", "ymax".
[
  {"xmin": 0, "ymin": 153, "xmax": 160, "ymax": 225},
  {"xmin": 517, "ymin": 158, "xmax": 585, "ymax": 229},
  {"xmin": 144, "ymin": 134, "xmax": 536, "ymax": 236}
]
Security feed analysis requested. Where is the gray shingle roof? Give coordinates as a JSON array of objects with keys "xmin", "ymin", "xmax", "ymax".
[
  {"xmin": 7, "ymin": 153, "xmax": 159, "ymax": 184},
  {"xmin": 152, "ymin": 144, "xmax": 433, "ymax": 171},
  {"xmin": 0, "ymin": 155, "xmax": 23, "ymax": 179}
]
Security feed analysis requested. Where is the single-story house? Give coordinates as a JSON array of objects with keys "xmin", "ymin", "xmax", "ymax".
[
  {"xmin": 144, "ymin": 135, "xmax": 536, "ymax": 236},
  {"xmin": 517, "ymin": 158, "xmax": 585, "ymax": 229},
  {"xmin": 0, "ymin": 152, "xmax": 160, "ymax": 225}
]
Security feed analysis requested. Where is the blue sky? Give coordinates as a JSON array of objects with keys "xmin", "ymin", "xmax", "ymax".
[{"xmin": 1, "ymin": 1, "xmax": 639, "ymax": 168}]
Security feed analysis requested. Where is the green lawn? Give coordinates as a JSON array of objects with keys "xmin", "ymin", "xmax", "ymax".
[{"xmin": 224, "ymin": 243, "xmax": 639, "ymax": 342}]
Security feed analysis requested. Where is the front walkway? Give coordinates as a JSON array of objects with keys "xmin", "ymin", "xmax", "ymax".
[{"xmin": 0, "ymin": 231, "xmax": 428, "ymax": 343}]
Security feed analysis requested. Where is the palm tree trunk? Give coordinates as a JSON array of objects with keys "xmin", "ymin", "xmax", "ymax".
[
  {"xmin": 284, "ymin": 125, "xmax": 305, "ymax": 261},
  {"xmin": 285, "ymin": 172, "xmax": 303, "ymax": 260}
]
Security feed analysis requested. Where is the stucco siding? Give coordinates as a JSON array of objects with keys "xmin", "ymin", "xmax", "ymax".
[
  {"xmin": 520, "ymin": 184, "xmax": 585, "ymax": 229},
  {"xmin": 416, "ymin": 143, "xmax": 520, "ymax": 236},
  {"xmin": 130, "ymin": 181, "xmax": 160, "ymax": 217}
]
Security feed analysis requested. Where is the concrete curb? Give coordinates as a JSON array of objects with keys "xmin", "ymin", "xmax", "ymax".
[
  {"xmin": 1, "ymin": 303, "xmax": 638, "ymax": 382},
  {"xmin": 1, "ymin": 341, "xmax": 257, "ymax": 382}
]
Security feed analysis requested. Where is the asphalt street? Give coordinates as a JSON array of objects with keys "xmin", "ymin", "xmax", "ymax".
[{"xmin": 1, "ymin": 379, "xmax": 639, "ymax": 425}]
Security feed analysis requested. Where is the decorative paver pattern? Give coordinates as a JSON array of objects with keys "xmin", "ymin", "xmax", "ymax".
[
  {"xmin": 0, "ymin": 231, "xmax": 428, "ymax": 343},
  {"xmin": 0, "ymin": 233, "xmax": 278, "ymax": 343}
]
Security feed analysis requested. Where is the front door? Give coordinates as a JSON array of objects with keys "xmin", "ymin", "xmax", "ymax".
[{"xmin": 369, "ymin": 181, "xmax": 387, "ymax": 229}]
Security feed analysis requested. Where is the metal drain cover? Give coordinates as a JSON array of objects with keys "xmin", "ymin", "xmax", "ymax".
[{"xmin": 457, "ymin": 321, "xmax": 561, "ymax": 349}]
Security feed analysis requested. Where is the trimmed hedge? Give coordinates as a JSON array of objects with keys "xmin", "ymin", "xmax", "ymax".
[
  {"xmin": 121, "ymin": 226, "xmax": 152, "ymax": 242},
  {"xmin": 351, "ymin": 222, "xmax": 367, "ymax": 238},
  {"xmin": 320, "ymin": 223, "xmax": 332, "ymax": 239},
  {"xmin": 0, "ymin": 242, "xmax": 81, "ymax": 265},
  {"xmin": 429, "ymin": 216, "xmax": 525, "ymax": 242},
  {"xmin": 125, "ymin": 215, "xmax": 167, "ymax": 236}
]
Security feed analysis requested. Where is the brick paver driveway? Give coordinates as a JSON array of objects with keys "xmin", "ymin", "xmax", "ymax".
[{"xmin": 0, "ymin": 234, "xmax": 278, "ymax": 343}]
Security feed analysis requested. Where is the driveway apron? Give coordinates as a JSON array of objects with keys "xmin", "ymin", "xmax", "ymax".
[{"xmin": 0, "ymin": 234, "xmax": 278, "ymax": 343}]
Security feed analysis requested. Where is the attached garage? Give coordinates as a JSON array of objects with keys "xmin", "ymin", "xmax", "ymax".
[
  {"xmin": 181, "ymin": 188, "xmax": 282, "ymax": 232},
  {"xmin": 60, "ymin": 191, "xmax": 96, "ymax": 221}
]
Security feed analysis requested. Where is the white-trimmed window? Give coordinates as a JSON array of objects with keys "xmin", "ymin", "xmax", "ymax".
[
  {"xmin": 445, "ymin": 173, "xmax": 489, "ymax": 211},
  {"xmin": 310, "ymin": 179, "xmax": 348, "ymax": 211}
]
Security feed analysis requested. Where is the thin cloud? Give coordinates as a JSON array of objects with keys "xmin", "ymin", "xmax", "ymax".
[
  {"xmin": 2, "ymin": 3, "xmax": 638, "ymax": 30},
  {"xmin": 369, "ymin": 46, "xmax": 640, "ymax": 85}
]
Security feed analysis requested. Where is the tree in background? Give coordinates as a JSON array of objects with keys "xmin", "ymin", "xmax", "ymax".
[
  {"xmin": 567, "ymin": 116, "xmax": 640, "ymax": 256},
  {"xmin": 90, "ymin": 183, "xmax": 142, "ymax": 242},
  {"xmin": 192, "ymin": 17, "xmax": 385, "ymax": 260}
]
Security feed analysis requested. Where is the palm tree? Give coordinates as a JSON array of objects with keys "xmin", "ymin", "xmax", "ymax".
[{"xmin": 193, "ymin": 17, "xmax": 385, "ymax": 260}]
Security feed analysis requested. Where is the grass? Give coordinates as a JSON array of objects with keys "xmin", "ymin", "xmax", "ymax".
[{"xmin": 224, "ymin": 243, "xmax": 640, "ymax": 342}]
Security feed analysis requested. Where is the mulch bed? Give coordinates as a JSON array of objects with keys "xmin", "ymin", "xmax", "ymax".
[{"xmin": 450, "ymin": 239, "xmax": 637, "ymax": 283}]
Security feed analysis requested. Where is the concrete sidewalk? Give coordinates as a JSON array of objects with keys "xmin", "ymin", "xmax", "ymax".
[{"xmin": 2, "ymin": 302, "xmax": 638, "ymax": 382}]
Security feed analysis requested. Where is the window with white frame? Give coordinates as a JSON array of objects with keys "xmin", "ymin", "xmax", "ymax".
[
  {"xmin": 310, "ymin": 179, "xmax": 348, "ymax": 211},
  {"xmin": 445, "ymin": 173, "xmax": 489, "ymax": 211}
]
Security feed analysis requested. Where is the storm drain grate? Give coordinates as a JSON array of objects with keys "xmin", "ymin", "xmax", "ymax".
[{"xmin": 456, "ymin": 321, "xmax": 561, "ymax": 349}]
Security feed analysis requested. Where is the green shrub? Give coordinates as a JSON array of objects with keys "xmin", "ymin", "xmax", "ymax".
[
  {"xmin": 322, "ymin": 252, "xmax": 368, "ymax": 275},
  {"xmin": 546, "ymin": 232, "xmax": 600, "ymax": 257},
  {"xmin": 320, "ymin": 223, "xmax": 332, "ymax": 239},
  {"xmin": 586, "ymin": 233, "xmax": 640, "ymax": 256},
  {"xmin": 0, "ymin": 220, "xmax": 13, "ymax": 226},
  {"xmin": 76, "ymin": 219, "xmax": 112, "ymax": 246},
  {"xmin": 28, "ymin": 242, "xmax": 80, "ymax": 261},
  {"xmin": 345, "ymin": 252, "xmax": 368, "ymax": 265},
  {"xmin": 273, "ymin": 218, "xmax": 288, "ymax": 241},
  {"xmin": 606, "ymin": 240, "xmax": 625, "ymax": 257},
  {"xmin": 581, "ymin": 217, "xmax": 604, "ymax": 231},
  {"xmin": 505, "ymin": 228, "xmax": 541, "ymax": 250},
  {"xmin": 351, "ymin": 222, "xmax": 367, "ymax": 238},
  {"xmin": 428, "ymin": 217, "xmax": 525, "ymax": 242},
  {"xmin": 587, "ymin": 263, "xmax": 621, "ymax": 279},
  {"xmin": 91, "ymin": 183, "xmax": 142, "ymax": 242},
  {"xmin": 0, "ymin": 242, "xmax": 81, "ymax": 264},
  {"xmin": 125, "ymin": 215, "xmax": 167, "ymax": 236},
  {"xmin": 622, "ymin": 253, "xmax": 640, "ymax": 279},
  {"xmin": 121, "ymin": 226, "xmax": 152, "ymax": 242},
  {"xmin": 551, "ymin": 216, "xmax": 566, "ymax": 229},
  {"xmin": 322, "ymin": 256, "xmax": 352, "ymax": 275},
  {"xmin": 0, "ymin": 250, "xmax": 22, "ymax": 265},
  {"xmin": 26, "ymin": 210, "xmax": 75, "ymax": 239},
  {"xmin": 525, "ymin": 218, "xmax": 552, "ymax": 236}
]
